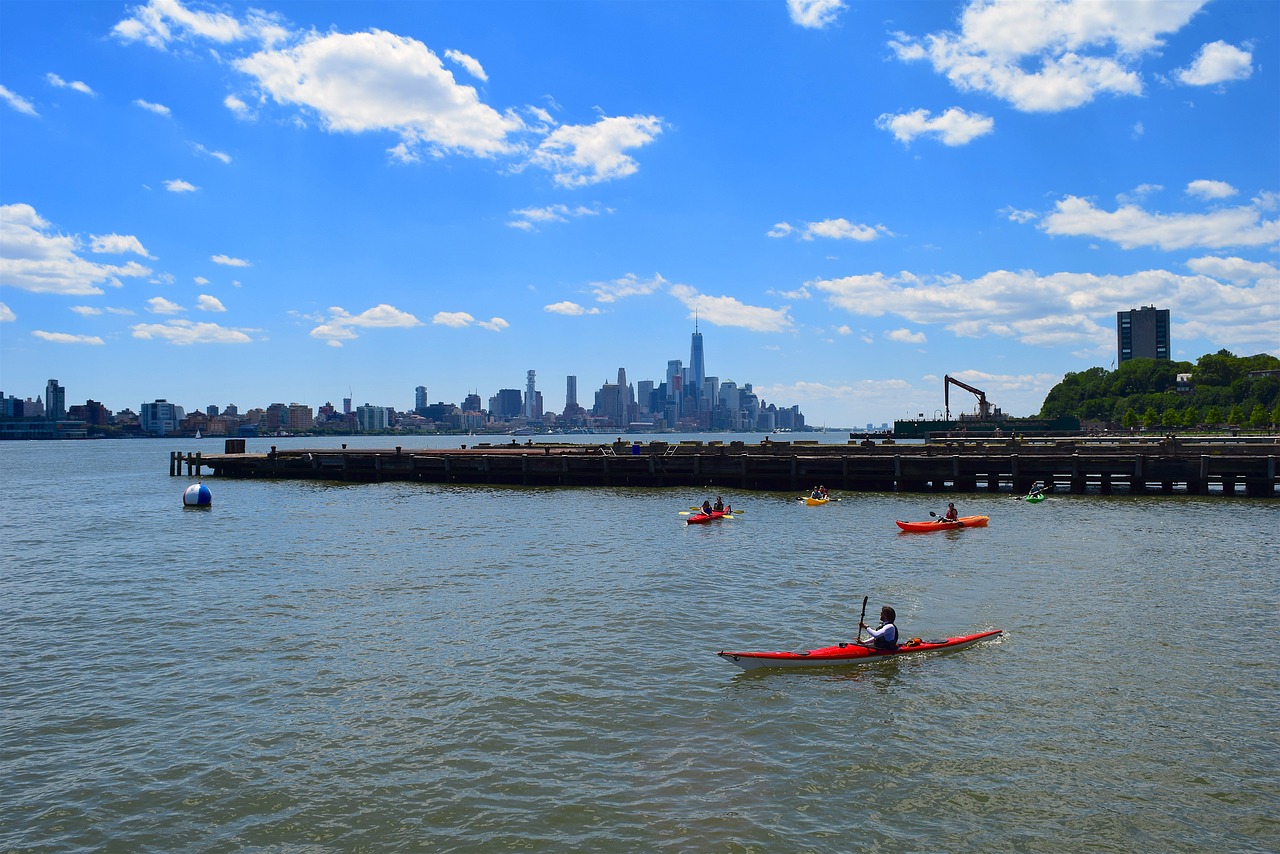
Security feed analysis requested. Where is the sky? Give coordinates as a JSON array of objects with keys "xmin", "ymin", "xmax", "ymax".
[{"xmin": 1, "ymin": 0, "xmax": 1277, "ymax": 427}]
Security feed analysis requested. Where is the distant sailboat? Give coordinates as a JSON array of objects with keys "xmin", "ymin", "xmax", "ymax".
[{"xmin": 195, "ymin": 429, "xmax": 202, "ymax": 439}]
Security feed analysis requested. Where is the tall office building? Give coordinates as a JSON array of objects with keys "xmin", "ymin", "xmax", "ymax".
[
  {"xmin": 523, "ymin": 370, "xmax": 537, "ymax": 419},
  {"xmin": 688, "ymin": 320, "xmax": 705, "ymax": 401},
  {"xmin": 45, "ymin": 379, "xmax": 66, "ymax": 420},
  {"xmin": 415, "ymin": 385, "xmax": 428, "ymax": 412},
  {"xmin": 565, "ymin": 376, "xmax": 578, "ymax": 409},
  {"xmin": 1117, "ymin": 305, "xmax": 1170, "ymax": 364}
]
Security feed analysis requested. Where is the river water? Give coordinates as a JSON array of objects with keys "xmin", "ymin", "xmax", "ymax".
[{"xmin": 2, "ymin": 436, "xmax": 1277, "ymax": 852}]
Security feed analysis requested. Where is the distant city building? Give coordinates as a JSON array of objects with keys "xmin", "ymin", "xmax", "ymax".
[
  {"xmin": 489, "ymin": 388, "xmax": 523, "ymax": 419},
  {"xmin": 1117, "ymin": 305, "xmax": 1170, "ymax": 364},
  {"xmin": 140, "ymin": 399, "xmax": 184, "ymax": 435},
  {"xmin": 45, "ymin": 379, "xmax": 66, "ymax": 420},
  {"xmin": 415, "ymin": 385, "xmax": 428, "ymax": 413},
  {"xmin": 523, "ymin": 370, "xmax": 538, "ymax": 420},
  {"xmin": 463, "ymin": 392, "xmax": 483, "ymax": 412},
  {"xmin": 356, "ymin": 403, "xmax": 388, "ymax": 432},
  {"xmin": 206, "ymin": 404, "xmax": 220, "ymax": 418},
  {"xmin": 688, "ymin": 322, "xmax": 705, "ymax": 401},
  {"xmin": 565, "ymin": 375, "xmax": 578, "ymax": 409}
]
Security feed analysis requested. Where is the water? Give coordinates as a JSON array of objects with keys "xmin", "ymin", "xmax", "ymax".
[{"xmin": 2, "ymin": 437, "xmax": 1277, "ymax": 852}]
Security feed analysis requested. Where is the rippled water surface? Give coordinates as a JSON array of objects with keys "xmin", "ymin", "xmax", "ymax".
[{"xmin": 2, "ymin": 437, "xmax": 1277, "ymax": 852}]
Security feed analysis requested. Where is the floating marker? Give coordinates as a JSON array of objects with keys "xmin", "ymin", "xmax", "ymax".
[{"xmin": 182, "ymin": 482, "xmax": 212, "ymax": 507}]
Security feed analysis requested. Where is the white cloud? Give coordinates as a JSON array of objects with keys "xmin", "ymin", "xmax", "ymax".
[
  {"xmin": 1185, "ymin": 255, "xmax": 1279, "ymax": 286},
  {"xmin": 89, "ymin": 233, "xmax": 153, "ymax": 257},
  {"xmin": 545, "ymin": 301, "xmax": 601, "ymax": 316},
  {"xmin": 211, "ymin": 254, "xmax": 251, "ymax": 266},
  {"xmin": 1, "ymin": 85, "xmax": 38, "ymax": 116},
  {"xmin": 1040, "ymin": 195, "xmax": 1280, "ymax": 250},
  {"xmin": 530, "ymin": 115, "xmax": 664, "ymax": 187},
  {"xmin": 668, "ymin": 284, "xmax": 793, "ymax": 333},
  {"xmin": 147, "ymin": 296, "xmax": 183, "ymax": 314},
  {"xmin": 1003, "ymin": 207, "xmax": 1037, "ymax": 224},
  {"xmin": 767, "ymin": 222, "xmax": 796, "ymax": 239},
  {"xmin": 311, "ymin": 303, "xmax": 422, "ymax": 345},
  {"xmin": 811, "ymin": 263, "xmax": 1278, "ymax": 354},
  {"xmin": 507, "ymin": 203, "xmax": 604, "ymax": 230},
  {"xmin": 444, "ymin": 49, "xmax": 488, "ymax": 82},
  {"xmin": 193, "ymin": 142, "xmax": 231, "ymax": 163},
  {"xmin": 876, "ymin": 108, "xmax": 994, "ymax": 146},
  {"xmin": 836, "ymin": 325, "xmax": 852, "ymax": 335},
  {"xmin": 224, "ymin": 94, "xmax": 250, "ymax": 117},
  {"xmin": 235, "ymin": 29, "xmax": 523, "ymax": 160},
  {"xmin": 165, "ymin": 179, "xmax": 198, "ymax": 192},
  {"xmin": 0, "ymin": 302, "xmax": 16, "ymax": 322},
  {"xmin": 886, "ymin": 328, "xmax": 927, "ymax": 344},
  {"xmin": 430, "ymin": 311, "xmax": 507, "ymax": 332},
  {"xmin": 803, "ymin": 218, "xmax": 891, "ymax": 242},
  {"xmin": 135, "ymin": 98, "xmax": 171, "ymax": 116},
  {"xmin": 889, "ymin": 0, "xmax": 1207, "ymax": 112},
  {"xmin": 788, "ymin": 0, "xmax": 846, "ymax": 29},
  {"xmin": 0, "ymin": 204, "xmax": 152, "ymax": 295},
  {"xmin": 1186, "ymin": 179, "xmax": 1236, "ymax": 200},
  {"xmin": 193, "ymin": 276, "xmax": 210, "ymax": 285},
  {"xmin": 590, "ymin": 272, "xmax": 667, "ymax": 303},
  {"xmin": 1177, "ymin": 40, "xmax": 1252, "ymax": 86},
  {"xmin": 112, "ymin": 0, "xmax": 282, "ymax": 49},
  {"xmin": 196, "ymin": 294, "xmax": 226, "ymax": 312},
  {"xmin": 46, "ymin": 73, "xmax": 95, "ymax": 95},
  {"xmin": 32, "ymin": 330, "xmax": 105, "ymax": 345},
  {"xmin": 71, "ymin": 306, "xmax": 103, "ymax": 316},
  {"xmin": 131, "ymin": 320, "xmax": 253, "ymax": 344}
]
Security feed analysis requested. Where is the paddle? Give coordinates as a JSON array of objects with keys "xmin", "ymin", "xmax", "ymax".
[{"xmin": 856, "ymin": 595, "xmax": 868, "ymax": 644}]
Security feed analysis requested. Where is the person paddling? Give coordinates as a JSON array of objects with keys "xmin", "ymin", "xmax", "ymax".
[
  {"xmin": 942, "ymin": 502, "xmax": 959, "ymax": 522},
  {"xmin": 712, "ymin": 496, "xmax": 724, "ymax": 512},
  {"xmin": 701, "ymin": 500, "xmax": 713, "ymax": 516},
  {"xmin": 859, "ymin": 606, "xmax": 899, "ymax": 651}
]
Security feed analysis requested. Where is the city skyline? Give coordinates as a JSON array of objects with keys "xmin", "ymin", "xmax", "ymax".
[{"xmin": 2, "ymin": 1, "xmax": 1277, "ymax": 426}]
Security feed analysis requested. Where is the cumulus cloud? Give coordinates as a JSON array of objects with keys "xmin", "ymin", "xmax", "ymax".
[
  {"xmin": 165, "ymin": 179, "xmax": 197, "ymax": 192},
  {"xmin": 876, "ymin": 107, "xmax": 994, "ymax": 146},
  {"xmin": 46, "ymin": 73, "xmax": 95, "ymax": 95},
  {"xmin": 135, "ymin": 98, "xmax": 171, "ymax": 116},
  {"xmin": 788, "ymin": 0, "xmax": 846, "ymax": 29},
  {"xmin": 1, "ymin": 85, "xmax": 38, "ymax": 116},
  {"xmin": 70, "ymin": 306, "xmax": 103, "ymax": 316},
  {"xmin": 430, "ymin": 311, "xmax": 508, "ymax": 332},
  {"xmin": 770, "ymin": 218, "xmax": 891, "ymax": 242},
  {"xmin": 886, "ymin": 328, "xmax": 927, "ymax": 344},
  {"xmin": 1185, "ymin": 179, "xmax": 1236, "ymax": 201},
  {"xmin": 32, "ymin": 330, "xmax": 105, "ymax": 345},
  {"xmin": 889, "ymin": 0, "xmax": 1206, "ymax": 112},
  {"xmin": 0, "ymin": 203, "xmax": 151, "ymax": 294},
  {"xmin": 589, "ymin": 273, "xmax": 668, "ymax": 304},
  {"xmin": 669, "ymin": 284, "xmax": 793, "ymax": 333},
  {"xmin": 89, "ymin": 233, "xmax": 153, "ymax": 257},
  {"xmin": 147, "ymin": 296, "xmax": 183, "ymax": 314},
  {"xmin": 211, "ymin": 254, "xmax": 251, "ymax": 266},
  {"xmin": 224, "ymin": 94, "xmax": 250, "ymax": 117},
  {"xmin": 131, "ymin": 320, "xmax": 253, "ymax": 344},
  {"xmin": 767, "ymin": 222, "xmax": 795, "ymax": 238},
  {"xmin": 810, "ymin": 263, "xmax": 1278, "ymax": 354},
  {"xmin": 0, "ymin": 302, "xmax": 15, "ymax": 322},
  {"xmin": 1177, "ymin": 40, "xmax": 1252, "ymax": 86},
  {"xmin": 196, "ymin": 294, "xmax": 226, "ymax": 312},
  {"xmin": 531, "ymin": 115, "xmax": 664, "ymax": 187},
  {"xmin": 113, "ymin": 0, "xmax": 286, "ymax": 49},
  {"xmin": 309, "ymin": 303, "xmax": 422, "ymax": 346},
  {"xmin": 1185, "ymin": 255, "xmax": 1279, "ymax": 286},
  {"xmin": 544, "ymin": 301, "xmax": 601, "ymax": 316},
  {"xmin": 1040, "ymin": 194, "xmax": 1280, "ymax": 250}
]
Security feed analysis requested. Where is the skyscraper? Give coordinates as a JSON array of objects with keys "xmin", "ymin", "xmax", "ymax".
[
  {"xmin": 415, "ymin": 385, "xmax": 428, "ymax": 412},
  {"xmin": 1117, "ymin": 305, "xmax": 1171, "ymax": 364},
  {"xmin": 688, "ymin": 319, "xmax": 705, "ymax": 401},
  {"xmin": 45, "ymin": 379, "xmax": 65, "ymax": 420},
  {"xmin": 565, "ymin": 375, "xmax": 578, "ymax": 409},
  {"xmin": 523, "ymin": 370, "xmax": 537, "ymax": 419}
]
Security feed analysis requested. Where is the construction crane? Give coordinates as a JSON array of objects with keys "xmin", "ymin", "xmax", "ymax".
[{"xmin": 944, "ymin": 375, "xmax": 993, "ymax": 420}]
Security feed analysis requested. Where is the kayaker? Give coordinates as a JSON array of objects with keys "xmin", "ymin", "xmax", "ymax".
[
  {"xmin": 712, "ymin": 496, "xmax": 725, "ymax": 512},
  {"xmin": 859, "ymin": 606, "xmax": 899, "ymax": 651},
  {"xmin": 942, "ymin": 502, "xmax": 959, "ymax": 522},
  {"xmin": 701, "ymin": 500, "xmax": 713, "ymax": 515},
  {"xmin": 818, "ymin": 485, "xmax": 828, "ymax": 498}
]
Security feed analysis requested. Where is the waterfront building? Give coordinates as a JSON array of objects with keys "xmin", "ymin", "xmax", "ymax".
[
  {"xmin": 1117, "ymin": 305, "xmax": 1170, "ymax": 363},
  {"xmin": 45, "ymin": 379, "xmax": 66, "ymax": 420},
  {"xmin": 287, "ymin": 403, "xmax": 314, "ymax": 431},
  {"xmin": 140, "ymin": 399, "xmax": 184, "ymax": 435},
  {"xmin": 356, "ymin": 403, "xmax": 389, "ymax": 432},
  {"xmin": 415, "ymin": 385, "xmax": 428, "ymax": 413},
  {"xmin": 489, "ymin": 389, "xmax": 523, "ymax": 419}
]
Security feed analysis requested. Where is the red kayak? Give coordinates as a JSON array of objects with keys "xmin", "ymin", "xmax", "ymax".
[
  {"xmin": 718, "ymin": 629, "xmax": 1002, "ymax": 670},
  {"xmin": 686, "ymin": 509, "xmax": 731, "ymax": 524},
  {"xmin": 896, "ymin": 515, "xmax": 989, "ymax": 532}
]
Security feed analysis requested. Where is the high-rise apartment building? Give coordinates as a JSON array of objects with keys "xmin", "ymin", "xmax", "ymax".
[
  {"xmin": 45, "ymin": 379, "xmax": 66, "ymax": 420},
  {"xmin": 1117, "ymin": 305, "xmax": 1170, "ymax": 364},
  {"xmin": 415, "ymin": 385, "xmax": 428, "ymax": 412}
]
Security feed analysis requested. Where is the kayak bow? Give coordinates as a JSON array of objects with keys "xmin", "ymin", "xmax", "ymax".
[{"xmin": 717, "ymin": 629, "xmax": 1002, "ymax": 671}]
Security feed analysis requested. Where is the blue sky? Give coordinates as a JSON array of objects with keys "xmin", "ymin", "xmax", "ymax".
[{"xmin": 2, "ymin": 0, "xmax": 1277, "ymax": 426}]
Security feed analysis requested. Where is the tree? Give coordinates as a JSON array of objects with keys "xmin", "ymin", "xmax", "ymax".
[
  {"xmin": 1161, "ymin": 408, "xmax": 1179, "ymax": 428},
  {"xmin": 1143, "ymin": 407, "xmax": 1160, "ymax": 428},
  {"xmin": 1206, "ymin": 405, "xmax": 1223, "ymax": 426},
  {"xmin": 1272, "ymin": 402, "xmax": 1280, "ymax": 429},
  {"xmin": 1122, "ymin": 408, "xmax": 1139, "ymax": 429},
  {"xmin": 1181, "ymin": 406, "xmax": 1200, "ymax": 428},
  {"xmin": 1248, "ymin": 404, "xmax": 1268, "ymax": 428},
  {"xmin": 1228, "ymin": 404, "xmax": 1246, "ymax": 426}
]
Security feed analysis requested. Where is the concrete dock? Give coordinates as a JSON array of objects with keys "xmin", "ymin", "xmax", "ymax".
[{"xmin": 170, "ymin": 436, "xmax": 1279, "ymax": 497}]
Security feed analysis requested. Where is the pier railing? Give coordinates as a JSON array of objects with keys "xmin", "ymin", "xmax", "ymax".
[{"xmin": 170, "ymin": 436, "xmax": 1279, "ymax": 497}]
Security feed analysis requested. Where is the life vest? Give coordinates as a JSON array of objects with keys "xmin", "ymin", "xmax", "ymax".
[{"xmin": 872, "ymin": 622, "xmax": 898, "ymax": 650}]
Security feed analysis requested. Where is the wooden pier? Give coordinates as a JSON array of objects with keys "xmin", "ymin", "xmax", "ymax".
[{"xmin": 170, "ymin": 436, "xmax": 1279, "ymax": 497}]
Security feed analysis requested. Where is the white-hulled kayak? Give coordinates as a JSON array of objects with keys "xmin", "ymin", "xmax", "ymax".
[{"xmin": 717, "ymin": 629, "xmax": 1002, "ymax": 671}]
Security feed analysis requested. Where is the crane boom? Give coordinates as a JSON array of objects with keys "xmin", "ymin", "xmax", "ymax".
[{"xmin": 944, "ymin": 374, "xmax": 992, "ymax": 420}]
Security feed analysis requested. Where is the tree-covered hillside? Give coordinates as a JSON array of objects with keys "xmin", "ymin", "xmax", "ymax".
[{"xmin": 1038, "ymin": 350, "xmax": 1280, "ymax": 429}]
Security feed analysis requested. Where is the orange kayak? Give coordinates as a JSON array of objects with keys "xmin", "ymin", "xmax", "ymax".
[{"xmin": 895, "ymin": 515, "xmax": 989, "ymax": 532}]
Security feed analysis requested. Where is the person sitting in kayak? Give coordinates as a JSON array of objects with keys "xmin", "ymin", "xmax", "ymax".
[
  {"xmin": 712, "ymin": 496, "xmax": 725, "ymax": 512},
  {"xmin": 860, "ymin": 606, "xmax": 899, "ymax": 651},
  {"xmin": 942, "ymin": 502, "xmax": 959, "ymax": 522},
  {"xmin": 818, "ymin": 485, "xmax": 828, "ymax": 498},
  {"xmin": 701, "ymin": 500, "xmax": 714, "ymax": 515},
  {"xmin": 810, "ymin": 486, "xmax": 822, "ymax": 499}
]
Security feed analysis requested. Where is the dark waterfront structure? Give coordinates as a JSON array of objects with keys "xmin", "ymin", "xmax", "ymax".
[
  {"xmin": 173, "ymin": 436, "xmax": 1278, "ymax": 497},
  {"xmin": 1118, "ymin": 305, "xmax": 1171, "ymax": 364}
]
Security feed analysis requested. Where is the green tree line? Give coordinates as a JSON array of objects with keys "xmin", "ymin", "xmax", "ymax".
[{"xmin": 1038, "ymin": 350, "xmax": 1280, "ymax": 429}]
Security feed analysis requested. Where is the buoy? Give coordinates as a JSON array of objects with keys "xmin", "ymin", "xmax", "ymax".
[{"xmin": 182, "ymin": 482, "xmax": 212, "ymax": 507}]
